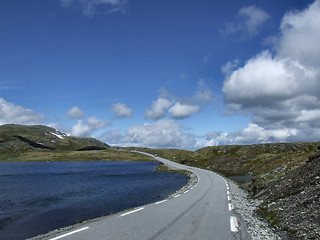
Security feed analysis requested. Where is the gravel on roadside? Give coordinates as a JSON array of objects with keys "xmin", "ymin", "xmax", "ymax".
[{"xmin": 226, "ymin": 179, "xmax": 283, "ymax": 240}]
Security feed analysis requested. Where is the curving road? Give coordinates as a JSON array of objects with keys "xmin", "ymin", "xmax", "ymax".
[{"xmin": 46, "ymin": 152, "xmax": 248, "ymax": 240}]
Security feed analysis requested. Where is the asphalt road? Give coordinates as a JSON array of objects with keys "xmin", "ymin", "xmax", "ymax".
[{"xmin": 46, "ymin": 152, "xmax": 248, "ymax": 240}]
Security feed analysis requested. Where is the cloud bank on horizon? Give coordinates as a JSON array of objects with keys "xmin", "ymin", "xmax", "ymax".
[{"xmin": 1, "ymin": 0, "xmax": 319, "ymax": 149}]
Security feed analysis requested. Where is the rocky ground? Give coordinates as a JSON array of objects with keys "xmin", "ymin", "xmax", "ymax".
[
  {"xmin": 227, "ymin": 179, "xmax": 283, "ymax": 240},
  {"xmin": 253, "ymin": 154, "xmax": 320, "ymax": 240}
]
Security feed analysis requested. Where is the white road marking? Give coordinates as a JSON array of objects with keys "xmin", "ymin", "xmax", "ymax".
[
  {"xmin": 228, "ymin": 196, "xmax": 231, "ymax": 201},
  {"xmin": 49, "ymin": 227, "xmax": 89, "ymax": 240},
  {"xmin": 184, "ymin": 190, "xmax": 189, "ymax": 194},
  {"xmin": 228, "ymin": 203, "xmax": 234, "ymax": 211},
  {"xmin": 155, "ymin": 199, "xmax": 167, "ymax": 205},
  {"xmin": 195, "ymin": 174, "xmax": 200, "ymax": 182},
  {"xmin": 174, "ymin": 194, "xmax": 181, "ymax": 198},
  {"xmin": 227, "ymin": 190, "xmax": 230, "ymax": 195},
  {"xmin": 230, "ymin": 216, "xmax": 239, "ymax": 232},
  {"xmin": 120, "ymin": 207, "xmax": 145, "ymax": 217}
]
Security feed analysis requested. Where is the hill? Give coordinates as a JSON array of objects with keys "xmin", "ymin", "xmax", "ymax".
[
  {"xmin": 1, "ymin": 125, "xmax": 319, "ymax": 238},
  {"xmin": 0, "ymin": 124, "xmax": 109, "ymax": 151},
  {"xmin": 0, "ymin": 124, "xmax": 151, "ymax": 162},
  {"xmin": 133, "ymin": 143, "xmax": 320, "ymax": 239}
]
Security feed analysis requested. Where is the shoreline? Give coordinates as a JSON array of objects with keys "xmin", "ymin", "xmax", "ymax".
[{"xmin": 28, "ymin": 159, "xmax": 197, "ymax": 240}]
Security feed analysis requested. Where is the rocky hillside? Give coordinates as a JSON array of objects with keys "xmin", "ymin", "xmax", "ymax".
[
  {"xmin": 0, "ymin": 124, "xmax": 110, "ymax": 161},
  {"xmin": 135, "ymin": 142, "xmax": 320, "ymax": 239},
  {"xmin": 256, "ymin": 154, "xmax": 320, "ymax": 239}
]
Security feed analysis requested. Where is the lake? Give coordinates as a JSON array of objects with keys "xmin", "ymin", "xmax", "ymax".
[{"xmin": 0, "ymin": 161, "xmax": 188, "ymax": 240}]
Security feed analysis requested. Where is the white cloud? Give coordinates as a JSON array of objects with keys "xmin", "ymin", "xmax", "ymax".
[
  {"xmin": 222, "ymin": 0, "xmax": 320, "ymax": 144},
  {"xmin": 0, "ymin": 81, "xmax": 21, "ymax": 90},
  {"xmin": 99, "ymin": 129, "xmax": 122, "ymax": 145},
  {"xmin": 296, "ymin": 109, "xmax": 320, "ymax": 123},
  {"xmin": 66, "ymin": 106, "xmax": 84, "ymax": 119},
  {"xmin": 145, "ymin": 83, "xmax": 212, "ymax": 121},
  {"xmin": 223, "ymin": 50, "xmax": 316, "ymax": 104},
  {"xmin": 202, "ymin": 123, "xmax": 298, "ymax": 147},
  {"xmin": 238, "ymin": 5, "xmax": 270, "ymax": 36},
  {"xmin": 221, "ymin": 59, "xmax": 239, "ymax": 77},
  {"xmin": 203, "ymin": 52, "xmax": 213, "ymax": 64},
  {"xmin": 60, "ymin": 0, "xmax": 127, "ymax": 16},
  {"xmin": 144, "ymin": 98, "xmax": 172, "ymax": 120},
  {"xmin": 0, "ymin": 98, "xmax": 46, "ymax": 125},
  {"xmin": 169, "ymin": 101, "xmax": 200, "ymax": 120},
  {"xmin": 111, "ymin": 103, "xmax": 133, "ymax": 119},
  {"xmin": 220, "ymin": 22, "xmax": 241, "ymax": 36},
  {"xmin": 220, "ymin": 5, "xmax": 270, "ymax": 37},
  {"xmin": 71, "ymin": 116, "xmax": 107, "ymax": 137},
  {"xmin": 100, "ymin": 119, "xmax": 196, "ymax": 149},
  {"xmin": 194, "ymin": 80, "xmax": 213, "ymax": 104},
  {"xmin": 278, "ymin": 0, "xmax": 320, "ymax": 68}
]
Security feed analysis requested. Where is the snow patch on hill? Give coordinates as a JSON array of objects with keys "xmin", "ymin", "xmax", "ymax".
[{"xmin": 50, "ymin": 132, "xmax": 65, "ymax": 139}]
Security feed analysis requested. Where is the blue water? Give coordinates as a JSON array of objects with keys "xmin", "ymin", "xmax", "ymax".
[{"xmin": 0, "ymin": 161, "xmax": 188, "ymax": 240}]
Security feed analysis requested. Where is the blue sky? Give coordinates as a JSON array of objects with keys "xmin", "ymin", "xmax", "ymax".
[{"xmin": 1, "ymin": 0, "xmax": 319, "ymax": 149}]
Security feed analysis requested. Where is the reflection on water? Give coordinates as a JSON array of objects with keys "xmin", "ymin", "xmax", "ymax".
[
  {"xmin": 228, "ymin": 175, "xmax": 254, "ymax": 188},
  {"xmin": 0, "ymin": 161, "xmax": 188, "ymax": 240}
]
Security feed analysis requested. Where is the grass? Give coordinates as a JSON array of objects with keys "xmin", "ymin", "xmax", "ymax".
[
  {"xmin": 0, "ymin": 149, "xmax": 154, "ymax": 162},
  {"xmin": 125, "ymin": 147, "xmax": 193, "ymax": 162},
  {"xmin": 126, "ymin": 142, "xmax": 319, "ymax": 192},
  {"xmin": 154, "ymin": 164, "xmax": 190, "ymax": 176},
  {"xmin": 0, "ymin": 124, "xmax": 109, "ymax": 155},
  {"xmin": 2, "ymin": 124, "xmax": 319, "ymax": 195},
  {"xmin": 266, "ymin": 211, "xmax": 279, "ymax": 225}
]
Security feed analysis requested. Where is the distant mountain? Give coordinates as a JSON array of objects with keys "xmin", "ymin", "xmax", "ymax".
[{"xmin": 0, "ymin": 124, "xmax": 109, "ymax": 159}]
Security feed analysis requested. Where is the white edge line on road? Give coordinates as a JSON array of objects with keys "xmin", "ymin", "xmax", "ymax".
[
  {"xmin": 184, "ymin": 190, "xmax": 189, "ymax": 194},
  {"xmin": 230, "ymin": 216, "xmax": 239, "ymax": 232},
  {"xmin": 49, "ymin": 227, "xmax": 89, "ymax": 240},
  {"xmin": 228, "ymin": 196, "xmax": 231, "ymax": 201},
  {"xmin": 174, "ymin": 194, "xmax": 181, "ymax": 198},
  {"xmin": 228, "ymin": 203, "xmax": 234, "ymax": 211},
  {"xmin": 195, "ymin": 174, "xmax": 200, "ymax": 182},
  {"xmin": 120, "ymin": 207, "xmax": 145, "ymax": 217},
  {"xmin": 155, "ymin": 199, "xmax": 167, "ymax": 205}
]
